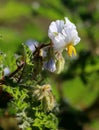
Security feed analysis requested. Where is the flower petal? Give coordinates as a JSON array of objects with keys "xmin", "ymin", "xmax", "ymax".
[
  {"xmin": 25, "ymin": 39, "xmax": 39, "ymax": 52},
  {"xmin": 53, "ymin": 33, "xmax": 65, "ymax": 51},
  {"xmin": 64, "ymin": 17, "xmax": 76, "ymax": 29},
  {"xmin": 43, "ymin": 58, "xmax": 56, "ymax": 72},
  {"xmin": 48, "ymin": 20, "xmax": 64, "ymax": 39},
  {"xmin": 48, "ymin": 17, "xmax": 81, "ymax": 53}
]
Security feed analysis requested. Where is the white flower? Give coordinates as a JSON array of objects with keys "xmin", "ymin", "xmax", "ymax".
[{"xmin": 48, "ymin": 17, "xmax": 80, "ymax": 57}]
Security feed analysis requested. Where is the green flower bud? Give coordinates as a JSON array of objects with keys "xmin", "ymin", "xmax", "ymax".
[{"xmin": 55, "ymin": 55, "xmax": 65, "ymax": 74}]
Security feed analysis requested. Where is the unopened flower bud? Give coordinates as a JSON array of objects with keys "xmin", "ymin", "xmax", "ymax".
[{"xmin": 55, "ymin": 55, "xmax": 65, "ymax": 74}]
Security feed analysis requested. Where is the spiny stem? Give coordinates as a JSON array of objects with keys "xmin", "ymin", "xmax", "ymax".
[
  {"xmin": 0, "ymin": 43, "xmax": 51, "ymax": 85},
  {"xmin": 0, "ymin": 62, "xmax": 25, "ymax": 85},
  {"xmin": 33, "ymin": 43, "xmax": 51, "ymax": 56}
]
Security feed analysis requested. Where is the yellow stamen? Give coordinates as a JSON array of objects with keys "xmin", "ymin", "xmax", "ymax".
[{"xmin": 67, "ymin": 44, "xmax": 77, "ymax": 57}]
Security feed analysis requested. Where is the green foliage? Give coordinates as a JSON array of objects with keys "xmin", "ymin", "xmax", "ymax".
[
  {"xmin": 0, "ymin": 52, "xmax": 5, "ymax": 78},
  {"xmin": 0, "ymin": 44, "xmax": 58, "ymax": 130},
  {"xmin": 0, "ymin": 1, "xmax": 31, "ymax": 21},
  {"xmin": 32, "ymin": 112, "xmax": 58, "ymax": 130},
  {"xmin": 0, "ymin": 0, "xmax": 99, "ymax": 129}
]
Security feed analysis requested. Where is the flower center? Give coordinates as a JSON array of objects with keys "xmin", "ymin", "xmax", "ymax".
[{"xmin": 67, "ymin": 44, "xmax": 77, "ymax": 57}]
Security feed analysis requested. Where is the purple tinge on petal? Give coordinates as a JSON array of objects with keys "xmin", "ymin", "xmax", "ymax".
[
  {"xmin": 25, "ymin": 39, "xmax": 39, "ymax": 52},
  {"xmin": 43, "ymin": 58, "xmax": 56, "ymax": 72}
]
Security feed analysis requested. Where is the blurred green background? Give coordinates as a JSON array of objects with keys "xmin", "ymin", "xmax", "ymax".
[{"xmin": 0, "ymin": 0, "xmax": 99, "ymax": 129}]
